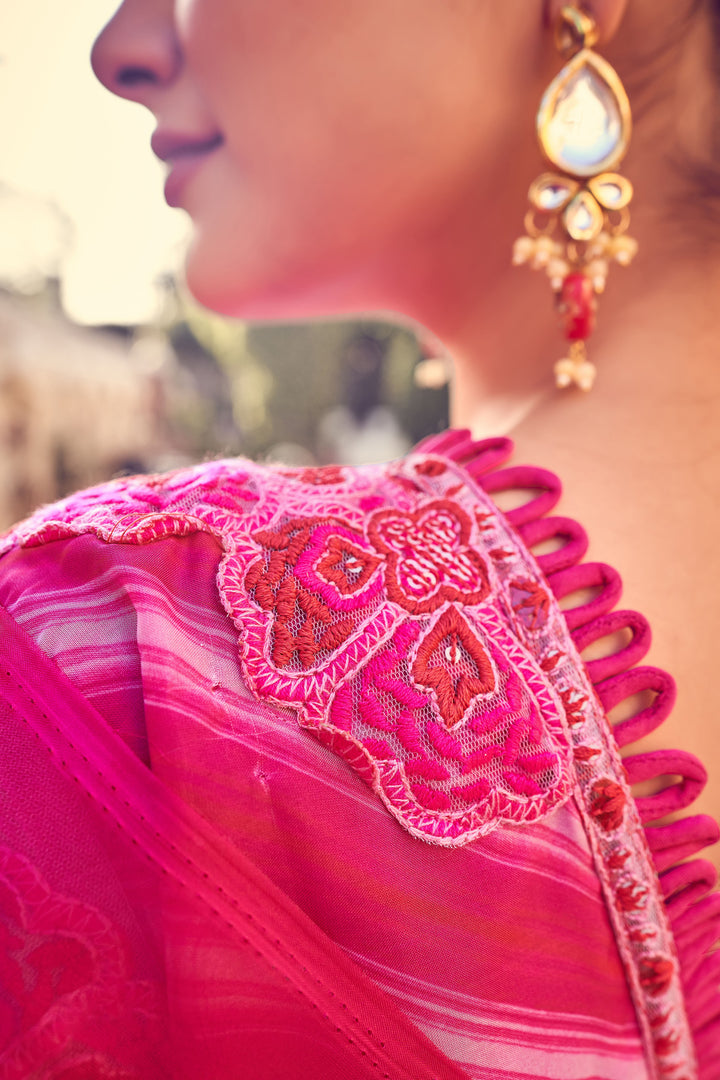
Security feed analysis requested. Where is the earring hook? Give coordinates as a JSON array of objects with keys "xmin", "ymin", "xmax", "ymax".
[{"xmin": 555, "ymin": 5, "xmax": 600, "ymax": 58}]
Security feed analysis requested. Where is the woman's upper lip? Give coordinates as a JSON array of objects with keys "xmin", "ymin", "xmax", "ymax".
[{"xmin": 151, "ymin": 130, "xmax": 224, "ymax": 163}]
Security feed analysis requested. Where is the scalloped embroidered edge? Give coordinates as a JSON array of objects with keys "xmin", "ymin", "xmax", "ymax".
[
  {"xmin": 0, "ymin": 456, "xmax": 584, "ymax": 846},
  {"xmin": 219, "ymin": 470, "xmax": 579, "ymax": 846}
]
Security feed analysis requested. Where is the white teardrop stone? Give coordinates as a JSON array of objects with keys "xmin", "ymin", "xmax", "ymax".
[
  {"xmin": 588, "ymin": 174, "xmax": 633, "ymax": 210},
  {"xmin": 596, "ymin": 181, "xmax": 622, "ymax": 205},
  {"xmin": 564, "ymin": 191, "xmax": 604, "ymax": 241},
  {"xmin": 537, "ymin": 182, "xmax": 573, "ymax": 211},
  {"xmin": 570, "ymin": 200, "xmax": 594, "ymax": 232},
  {"xmin": 540, "ymin": 56, "xmax": 627, "ymax": 177}
]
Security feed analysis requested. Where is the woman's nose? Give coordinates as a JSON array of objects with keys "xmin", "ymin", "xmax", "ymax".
[{"xmin": 90, "ymin": 0, "xmax": 182, "ymax": 105}]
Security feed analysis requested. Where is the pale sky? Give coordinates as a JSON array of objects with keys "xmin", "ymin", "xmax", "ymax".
[{"xmin": 0, "ymin": 0, "xmax": 190, "ymax": 325}]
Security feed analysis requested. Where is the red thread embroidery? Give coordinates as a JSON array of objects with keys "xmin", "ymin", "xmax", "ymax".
[
  {"xmin": 615, "ymin": 881, "xmax": 650, "ymax": 912},
  {"xmin": 606, "ymin": 849, "xmax": 631, "ymax": 870},
  {"xmin": 509, "ymin": 578, "xmax": 551, "ymax": 631},
  {"xmin": 368, "ymin": 500, "xmax": 490, "ymax": 615},
  {"xmin": 412, "ymin": 607, "xmax": 495, "ymax": 728},
  {"xmin": 282, "ymin": 465, "xmax": 346, "ymax": 485},
  {"xmin": 573, "ymin": 745, "xmax": 602, "ymax": 762},
  {"xmin": 414, "ymin": 460, "xmax": 447, "ymax": 478},
  {"xmin": 560, "ymin": 688, "xmax": 590, "ymax": 728},
  {"xmin": 639, "ymin": 957, "xmax": 676, "ymax": 997},
  {"xmin": 589, "ymin": 778, "xmax": 627, "ymax": 831},
  {"xmin": 315, "ymin": 536, "xmax": 382, "ymax": 597}
]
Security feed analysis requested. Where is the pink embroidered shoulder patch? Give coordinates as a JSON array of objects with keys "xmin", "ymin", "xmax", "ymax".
[
  {"xmin": 1, "ymin": 453, "xmax": 578, "ymax": 847},
  {"xmin": 220, "ymin": 455, "xmax": 577, "ymax": 845},
  {"xmin": 2, "ymin": 443, "xmax": 708, "ymax": 1076}
]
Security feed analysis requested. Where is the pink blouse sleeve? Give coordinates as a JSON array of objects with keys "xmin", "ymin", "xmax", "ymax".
[{"xmin": 0, "ymin": 437, "xmax": 717, "ymax": 1078}]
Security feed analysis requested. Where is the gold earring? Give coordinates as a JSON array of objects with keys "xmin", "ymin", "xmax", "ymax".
[{"xmin": 513, "ymin": 5, "xmax": 637, "ymax": 391}]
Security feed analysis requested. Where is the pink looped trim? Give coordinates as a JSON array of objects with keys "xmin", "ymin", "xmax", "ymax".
[
  {"xmin": 419, "ymin": 430, "xmax": 513, "ymax": 475},
  {"xmin": 517, "ymin": 516, "xmax": 589, "ymax": 575},
  {"xmin": 548, "ymin": 562, "xmax": 624, "ymax": 631},
  {"xmin": 686, "ymin": 951, "xmax": 720, "ymax": 996},
  {"xmin": 594, "ymin": 667, "xmax": 677, "ymax": 747},
  {"xmin": 624, "ymin": 750, "xmax": 708, "ymax": 822},
  {"xmin": 675, "ymin": 920, "xmax": 720, "ymax": 984},
  {"xmin": 692, "ymin": 979, "xmax": 720, "ymax": 1031},
  {"xmin": 672, "ymin": 893, "xmax": 720, "ymax": 943},
  {"xmin": 645, "ymin": 816, "xmax": 720, "ymax": 873},
  {"xmin": 480, "ymin": 466, "xmax": 563, "ymax": 526},
  {"xmin": 460, "ymin": 439, "xmax": 514, "ymax": 476},
  {"xmin": 661, "ymin": 862, "xmax": 719, "ymax": 939},
  {"xmin": 572, "ymin": 610, "xmax": 652, "ymax": 683}
]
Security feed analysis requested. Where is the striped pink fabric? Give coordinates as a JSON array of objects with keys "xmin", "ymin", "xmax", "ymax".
[{"xmin": 0, "ymin": 432, "xmax": 717, "ymax": 1078}]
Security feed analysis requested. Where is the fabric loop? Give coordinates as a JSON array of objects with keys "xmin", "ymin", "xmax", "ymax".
[
  {"xmin": 546, "ymin": 562, "xmax": 623, "ymax": 630},
  {"xmin": 479, "ymin": 466, "xmax": 563, "ymax": 525},
  {"xmin": 645, "ymin": 815, "xmax": 720, "ymax": 873},
  {"xmin": 624, "ymin": 750, "xmax": 707, "ymax": 822},
  {"xmin": 661, "ymin": 860, "xmax": 718, "ymax": 905},
  {"xmin": 692, "ymin": 988, "xmax": 720, "ymax": 1035},
  {"xmin": 595, "ymin": 667, "xmax": 677, "ymax": 747},
  {"xmin": 420, "ymin": 430, "xmax": 513, "ymax": 475},
  {"xmin": 572, "ymin": 609, "xmax": 652, "ymax": 682},
  {"xmin": 685, "ymin": 950, "xmax": 720, "ymax": 997},
  {"xmin": 517, "ymin": 515, "xmax": 589, "ymax": 575},
  {"xmin": 672, "ymin": 901, "xmax": 720, "ymax": 977}
]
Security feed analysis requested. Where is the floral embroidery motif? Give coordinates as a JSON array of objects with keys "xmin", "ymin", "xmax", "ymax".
[
  {"xmin": 1, "ymin": 455, "xmax": 576, "ymax": 846},
  {"xmin": 244, "ymin": 518, "xmax": 384, "ymax": 670},
  {"xmin": 314, "ymin": 534, "xmax": 382, "ymax": 601},
  {"xmin": 296, "ymin": 523, "xmax": 383, "ymax": 610},
  {"xmin": 589, "ymin": 777, "xmax": 628, "ymax": 831},
  {"xmin": 639, "ymin": 957, "xmax": 676, "ymax": 997},
  {"xmin": 368, "ymin": 501, "xmax": 490, "ymax": 614},
  {"xmin": 412, "ymin": 606, "xmax": 495, "ymax": 728},
  {"xmin": 0, "ymin": 847, "xmax": 160, "ymax": 1078},
  {"xmin": 230, "ymin": 477, "xmax": 573, "ymax": 844}
]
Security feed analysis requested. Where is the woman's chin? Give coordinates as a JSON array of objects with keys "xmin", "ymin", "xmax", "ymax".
[
  {"xmin": 182, "ymin": 234, "xmax": 363, "ymax": 323},
  {"xmin": 182, "ymin": 241, "xmax": 274, "ymax": 320}
]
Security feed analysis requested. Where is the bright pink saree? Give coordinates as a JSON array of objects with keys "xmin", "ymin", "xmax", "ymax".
[{"xmin": 0, "ymin": 431, "xmax": 718, "ymax": 1078}]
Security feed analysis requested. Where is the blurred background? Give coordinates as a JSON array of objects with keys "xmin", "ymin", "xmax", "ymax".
[{"xmin": 0, "ymin": 0, "xmax": 450, "ymax": 531}]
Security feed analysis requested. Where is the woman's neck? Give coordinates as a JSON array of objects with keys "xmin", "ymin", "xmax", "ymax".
[{"xmin": 441, "ymin": 202, "xmax": 720, "ymax": 457}]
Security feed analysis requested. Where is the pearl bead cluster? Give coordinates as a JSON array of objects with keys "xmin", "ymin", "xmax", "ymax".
[
  {"xmin": 512, "ymin": 231, "xmax": 638, "ymax": 293},
  {"xmin": 512, "ymin": 228, "xmax": 638, "ymax": 392}
]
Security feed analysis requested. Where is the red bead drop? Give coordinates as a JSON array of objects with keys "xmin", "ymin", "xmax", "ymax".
[{"xmin": 557, "ymin": 273, "xmax": 597, "ymax": 341}]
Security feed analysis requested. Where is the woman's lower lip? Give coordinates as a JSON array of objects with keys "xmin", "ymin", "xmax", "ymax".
[{"xmin": 163, "ymin": 148, "xmax": 219, "ymax": 208}]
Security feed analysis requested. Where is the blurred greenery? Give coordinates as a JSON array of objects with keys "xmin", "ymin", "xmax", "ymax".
[
  {"xmin": 0, "ymin": 273, "xmax": 450, "ymax": 528},
  {"xmin": 176, "ymin": 289, "xmax": 450, "ymax": 462}
]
